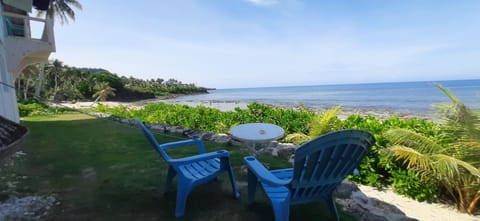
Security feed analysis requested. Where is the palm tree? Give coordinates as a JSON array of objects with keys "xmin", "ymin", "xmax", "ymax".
[
  {"xmin": 21, "ymin": 65, "xmax": 39, "ymax": 99},
  {"xmin": 45, "ymin": 59, "xmax": 65, "ymax": 96},
  {"xmin": 385, "ymin": 84, "xmax": 480, "ymax": 213},
  {"xmin": 37, "ymin": 0, "xmax": 82, "ymax": 25},
  {"xmin": 92, "ymin": 82, "xmax": 116, "ymax": 102}
]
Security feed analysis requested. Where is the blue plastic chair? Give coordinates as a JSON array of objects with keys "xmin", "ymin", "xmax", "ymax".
[
  {"xmin": 244, "ymin": 129, "xmax": 375, "ymax": 221},
  {"xmin": 136, "ymin": 119, "xmax": 240, "ymax": 217}
]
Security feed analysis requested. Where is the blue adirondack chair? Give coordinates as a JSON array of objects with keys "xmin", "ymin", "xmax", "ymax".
[
  {"xmin": 136, "ymin": 119, "xmax": 240, "ymax": 217},
  {"xmin": 244, "ymin": 129, "xmax": 375, "ymax": 221}
]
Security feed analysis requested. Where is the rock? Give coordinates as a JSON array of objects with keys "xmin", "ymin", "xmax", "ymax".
[
  {"xmin": 201, "ymin": 132, "xmax": 214, "ymax": 141},
  {"xmin": 260, "ymin": 147, "xmax": 278, "ymax": 156},
  {"xmin": 81, "ymin": 167, "xmax": 97, "ymax": 180},
  {"xmin": 169, "ymin": 126, "xmax": 185, "ymax": 134},
  {"xmin": 277, "ymin": 143, "xmax": 297, "ymax": 159},
  {"xmin": 183, "ymin": 129, "xmax": 201, "ymax": 138},
  {"xmin": 212, "ymin": 134, "xmax": 231, "ymax": 144},
  {"xmin": 335, "ymin": 181, "xmax": 418, "ymax": 221},
  {"xmin": 0, "ymin": 195, "xmax": 57, "ymax": 220},
  {"xmin": 267, "ymin": 141, "xmax": 279, "ymax": 148},
  {"xmin": 150, "ymin": 124, "xmax": 166, "ymax": 131},
  {"xmin": 288, "ymin": 156, "xmax": 294, "ymax": 164},
  {"xmin": 335, "ymin": 181, "xmax": 360, "ymax": 198},
  {"xmin": 120, "ymin": 118, "xmax": 131, "ymax": 124},
  {"xmin": 230, "ymin": 139, "xmax": 243, "ymax": 146}
]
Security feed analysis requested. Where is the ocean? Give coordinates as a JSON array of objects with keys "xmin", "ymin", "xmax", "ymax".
[{"xmin": 167, "ymin": 79, "xmax": 480, "ymax": 115}]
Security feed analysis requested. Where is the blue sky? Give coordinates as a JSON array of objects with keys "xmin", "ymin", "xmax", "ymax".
[{"xmin": 49, "ymin": 0, "xmax": 480, "ymax": 89}]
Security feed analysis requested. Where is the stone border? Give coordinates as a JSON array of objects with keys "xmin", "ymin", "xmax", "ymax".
[{"xmin": 106, "ymin": 115, "xmax": 299, "ymax": 163}]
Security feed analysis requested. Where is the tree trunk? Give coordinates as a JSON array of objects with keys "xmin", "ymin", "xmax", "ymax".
[
  {"xmin": 467, "ymin": 191, "xmax": 480, "ymax": 214},
  {"xmin": 16, "ymin": 78, "xmax": 22, "ymax": 98},
  {"xmin": 456, "ymin": 185, "xmax": 467, "ymax": 212},
  {"xmin": 54, "ymin": 73, "xmax": 58, "ymax": 97},
  {"xmin": 34, "ymin": 63, "xmax": 45, "ymax": 97},
  {"xmin": 23, "ymin": 78, "xmax": 30, "ymax": 99}
]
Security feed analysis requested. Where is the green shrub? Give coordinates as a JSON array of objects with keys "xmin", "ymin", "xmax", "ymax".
[
  {"xmin": 18, "ymin": 99, "xmax": 74, "ymax": 117},
  {"xmin": 389, "ymin": 169, "xmax": 438, "ymax": 202}
]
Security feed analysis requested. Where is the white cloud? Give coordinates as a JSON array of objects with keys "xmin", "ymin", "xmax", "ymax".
[{"xmin": 245, "ymin": 0, "xmax": 278, "ymax": 7}]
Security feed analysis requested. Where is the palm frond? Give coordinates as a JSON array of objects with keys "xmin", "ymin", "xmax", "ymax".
[
  {"xmin": 451, "ymin": 141, "xmax": 480, "ymax": 167},
  {"xmin": 434, "ymin": 83, "xmax": 461, "ymax": 104},
  {"xmin": 308, "ymin": 106, "xmax": 341, "ymax": 137},
  {"xmin": 37, "ymin": 0, "xmax": 82, "ymax": 25},
  {"xmin": 434, "ymin": 84, "xmax": 480, "ymax": 140},
  {"xmin": 431, "ymin": 154, "xmax": 480, "ymax": 179},
  {"xmin": 384, "ymin": 128, "xmax": 446, "ymax": 154},
  {"xmin": 389, "ymin": 145, "xmax": 434, "ymax": 173}
]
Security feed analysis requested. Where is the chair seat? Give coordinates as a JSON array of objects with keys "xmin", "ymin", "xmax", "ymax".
[
  {"xmin": 178, "ymin": 158, "xmax": 222, "ymax": 180},
  {"xmin": 260, "ymin": 169, "xmax": 293, "ymax": 201}
]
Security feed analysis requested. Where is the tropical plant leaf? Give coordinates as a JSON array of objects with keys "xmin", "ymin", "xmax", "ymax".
[
  {"xmin": 284, "ymin": 133, "xmax": 310, "ymax": 145},
  {"xmin": 388, "ymin": 145, "xmax": 433, "ymax": 173},
  {"xmin": 308, "ymin": 106, "xmax": 341, "ymax": 137},
  {"xmin": 431, "ymin": 154, "xmax": 480, "ymax": 178},
  {"xmin": 384, "ymin": 128, "xmax": 446, "ymax": 154},
  {"xmin": 434, "ymin": 84, "xmax": 480, "ymax": 140}
]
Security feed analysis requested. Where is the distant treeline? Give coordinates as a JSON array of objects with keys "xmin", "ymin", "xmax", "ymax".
[{"xmin": 15, "ymin": 59, "xmax": 209, "ymax": 101}]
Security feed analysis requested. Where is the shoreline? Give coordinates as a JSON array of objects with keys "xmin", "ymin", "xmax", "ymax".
[{"xmin": 55, "ymin": 96, "xmax": 437, "ymax": 120}]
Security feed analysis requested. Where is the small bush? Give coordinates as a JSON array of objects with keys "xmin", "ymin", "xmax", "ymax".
[
  {"xmin": 18, "ymin": 99, "xmax": 74, "ymax": 117},
  {"xmin": 389, "ymin": 169, "xmax": 438, "ymax": 202}
]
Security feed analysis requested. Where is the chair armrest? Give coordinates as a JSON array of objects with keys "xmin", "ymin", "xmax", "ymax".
[
  {"xmin": 244, "ymin": 156, "xmax": 291, "ymax": 187},
  {"xmin": 168, "ymin": 150, "xmax": 230, "ymax": 167},
  {"xmin": 159, "ymin": 139, "xmax": 202, "ymax": 149},
  {"xmin": 159, "ymin": 139, "xmax": 206, "ymax": 154}
]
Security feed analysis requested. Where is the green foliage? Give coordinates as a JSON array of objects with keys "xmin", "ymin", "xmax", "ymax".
[
  {"xmin": 95, "ymin": 102, "xmax": 314, "ymax": 135},
  {"xmin": 284, "ymin": 133, "xmax": 311, "ymax": 145},
  {"xmin": 308, "ymin": 106, "xmax": 342, "ymax": 137},
  {"xmin": 15, "ymin": 59, "xmax": 209, "ymax": 102},
  {"xmin": 384, "ymin": 84, "xmax": 480, "ymax": 213},
  {"xmin": 17, "ymin": 99, "xmax": 72, "ymax": 117},
  {"xmin": 92, "ymin": 82, "xmax": 117, "ymax": 101},
  {"xmin": 389, "ymin": 169, "xmax": 438, "ymax": 202}
]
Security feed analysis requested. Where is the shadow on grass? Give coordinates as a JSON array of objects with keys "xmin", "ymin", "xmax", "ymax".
[{"xmin": 2, "ymin": 114, "xmax": 357, "ymax": 220}]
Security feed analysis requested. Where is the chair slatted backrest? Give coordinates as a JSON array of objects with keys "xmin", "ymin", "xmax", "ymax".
[
  {"xmin": 136, "ymin": 120, "xmax": 170, "ymax": 160},
  {"xmin": 289, "ymin": 129, "xmax": 375, "ymax": 203}
]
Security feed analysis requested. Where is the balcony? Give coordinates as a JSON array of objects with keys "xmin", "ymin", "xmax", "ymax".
[{"xmin": 2, "ymin": 11, "xmax": 55, "ymax": 77}]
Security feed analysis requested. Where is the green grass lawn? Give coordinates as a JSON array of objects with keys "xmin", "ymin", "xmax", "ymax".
[{"xmin": 1, "ymin": 113, "xmax": 357, "ymax": 220}]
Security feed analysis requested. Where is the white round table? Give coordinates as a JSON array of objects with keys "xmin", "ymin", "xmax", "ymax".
[{"xmin": 230, "ymin": 123, "xmax": 285, "ymax": 156}]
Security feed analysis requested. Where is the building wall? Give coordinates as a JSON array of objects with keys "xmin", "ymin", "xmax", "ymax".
[{"xmin": 0, "ymin": 3, "xmax": 21, "ymax": 123}]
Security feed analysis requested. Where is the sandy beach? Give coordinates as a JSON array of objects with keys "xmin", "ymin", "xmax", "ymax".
[{"xmin": 358, "ymin": 185, "xmax": 479, "ymax": 221}]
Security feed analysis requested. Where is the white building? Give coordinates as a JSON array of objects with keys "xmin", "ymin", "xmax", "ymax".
[{"xmin": 1, "ymin": 0, "xmax": 54, "ymax": 122}]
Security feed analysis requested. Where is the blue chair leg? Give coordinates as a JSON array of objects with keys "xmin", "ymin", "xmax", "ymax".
[
  {"xmin": 165, "ymin": 166, "xmax": 176, "ymax": 193},
  {"xmin": 271, "ymin": 199, "xmax": 290, "ymax": 221},
  {"xmin": 247, "ymin": 170, "xmax": 258, "ymax": 204},
  {"xmin": 326, "ymin": 196, "xmax": 340, "ymax": 221},
  {"xmin": 227, "ymin": 165, "xmax": 240, "ymax": 198},
  {"xmin": 175, "ymin": 178, "xmax": 193, "ymax": 217}
]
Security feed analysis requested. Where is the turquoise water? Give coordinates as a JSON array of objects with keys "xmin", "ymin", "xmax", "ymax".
[{"xmin": 173, "ymin": 79, "xmax": 480, "ymax": 113}]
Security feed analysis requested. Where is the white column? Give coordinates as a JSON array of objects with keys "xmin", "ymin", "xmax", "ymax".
[{"xmin": 0, "ymin": 46, "xmax": 20, "ymax": 123}]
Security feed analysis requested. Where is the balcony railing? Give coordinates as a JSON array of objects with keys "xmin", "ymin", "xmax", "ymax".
[{"xmin": 2, "ymin": 11, "xmax": 54, "ymax": 44}]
